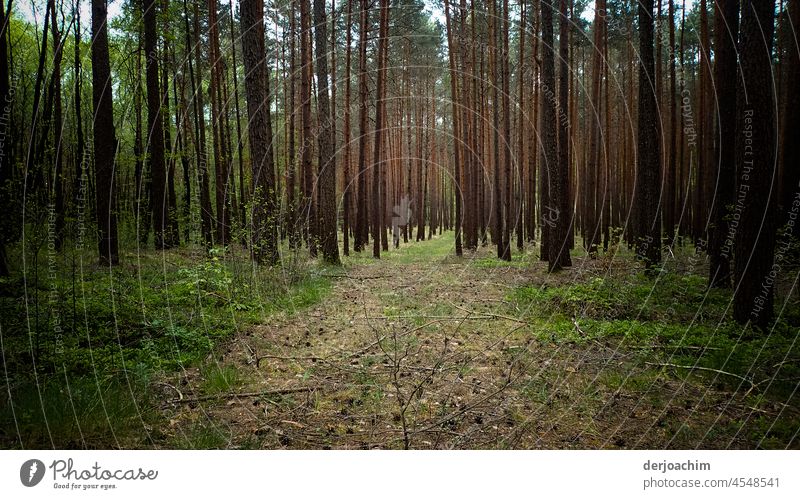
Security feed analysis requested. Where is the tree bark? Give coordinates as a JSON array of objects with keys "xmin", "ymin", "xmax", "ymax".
[
  {"xmin": 240, "ymin": 0, "xmax": 279, "ymax": 264},
  {"xmin": 0, "ymin": 0, "xmax": 11, "ymax": 275},
  {"xmin": 287, "ymin": 0, "xmax": 300, "ymax": 249},
  {"xmin": 208, "ymin": 0, "xmax": 230, "ymax": 245},
  {"xmin": 540, "ymin": 0, "xmax": 560, "ymax": 270},
  {"xmin": 584, "ymin": 0, "xmax": 604, "ymax": 256},
  {"xmin": 556, "ymin": 0, "xmax": 572, "ymax": 267},
  {"xmin": 342, "ymin": 0, "xmax": 353, "ymax": 256},
  {"xmin": 780, "ymin": 0, "xmax": 800, "ymax": 239},
  {"xmin": 313, "ymin": 0, "xmax": 340, "ymax": 264},
  {"xmin": 708, "ymin": 0, "xmax": 739, "ymax": 288},
  {"xmin": 228, "ymin": 0, "xmax": 247, "ymax": 244},
  {"xmin": 733, "ymin": 0, "xmax": 777, "ymax": 327},
  {"xmin": 634, "ymin": 0, "xmax": 662, "ymax": 270},
  {"xmin": 300, "ymin": 0, "xmax": 316, "ymax": 255},
  {"xmin": 51, "ymin": 1, "xmax": 65, "ymax": 249},
  {"xmin": 354, "ymin": 0, "xmax": 369, "ymax": 252},
  {"xmin": 443, "ymin": 0, "xmax": 462, "ymax": 256},
  {"xmin": 91, "ymin": 0, "xmax": 119, "ymax": 264},
  {"xmin": 664, "ymin": 0, "xmax": 676, "ymax": 245},
  {"xmin": 143, "ymin": 0, "xmax": 173, "ymax": 249},
  {"xmin": 371, "ymin": 0, "xmax": 389, "ymax": 258}
]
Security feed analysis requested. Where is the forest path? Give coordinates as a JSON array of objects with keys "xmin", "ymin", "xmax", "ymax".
[{"xmin": 158, "ymin": 234, "xmax": 755, "ymax": 449}]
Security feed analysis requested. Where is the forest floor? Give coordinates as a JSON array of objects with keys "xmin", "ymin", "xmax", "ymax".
[{"xmin": 155, "ymin": 234, "xmax": 799, "ymax": 449}]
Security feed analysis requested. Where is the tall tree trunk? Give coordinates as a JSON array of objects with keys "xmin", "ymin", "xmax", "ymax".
[
  {"xmin": 134, "ymin": 33, "xmax": 148, "ymax": 243},
  {"xmin": 354, "ymin": 0, "xmax": 369, "ymax": 252},
  {"xmin": 208, "ymin": 0, "xmax": 230, "ymax": 245},
  {"xmin": 515, "ymin": 0, "xmax": 526, "ymax": 252},
  {"xmin": 91, "ymin": 0, "xmax": 119, "ymax": 264},
  {"xmin": 780, "ymin": 0, "xmax": 800, "ymax": 239},
  {"xmin": 228, "ymin": 0, "xmax": 247, "ymax": 243},
  {"xmin": 500, "ymin": 0, "xmax": 511, "ymax": 261},
  {"xmin": 0, "ymin": 0, "xmax": 11, "ymax": 275},
  {"xmin": 143, "ymin": 0, "xmax": 172, "ymax": 249},
  {"xmin": 25, "ymin": 0, "xmax": 49, "ymax": 198},
  {"xmin": 186, "ymin": 0, "xmax": 213, "ymax": 248},
  {"xmin": 443, "ymin": 0, "xmax": 462, "ymax": 256},
  {"xmin": 342, "ymin": 0, "xmax": 353, "ymax": 256},
  {"xmin": 72, "ymin": 0, "xmax": 85, "ymax": 214},
  {"xmin": 527, "ymin": 0, "xmax": 538, "ymax": 246},
  {"xmin": 584, "ymin": 0, "xmax": 604, "ymax": 256},
  {"xmin": 677, "ymin": 0, "xmax": 688, "ymax": 242},
  {"xmin": 51, "ymin": 1, "xmax": 65, "ymax": 249},
  {"xmin": 489, "ymin": 0, "xmax": 503, "ymax": 258},
  {"xmin": 371, "ymin": 0, "xmax": 389, "ymax": 258},
  {"xmin": 240, "ymin": 0, "xmax": 279, "ymax": 264},
  {"xmin": 635, "ymin": 0, "xmax": 662, "ymax": 270},
  {"xmin": 161, "ymin": 0, "xmax": 179, "ymax": 247},
  {"xmin": 708, "ymin": 0, "xmax": 739, "ymax": 288},
  {"xmin": 695, "ymin": 0, "xmax": 712, "ymax": 246},
  {"xmin": 172, "ymin": 55, "xmax": 192, "ymax": 245},
  {"xmin": 541, "ymin": 0, "xmax": 559, "ymax": 270},
  {"xmin": 313, "ymin": 0, "xmax": 340, "ymax": 264},
  {"xmin": 300, "ymin": 0, "xmax": 316, "ymax": 255},
  {"xmin": 556, "ymin": 0, "xmax": 572, "ymax": 267},
  {"xmin": 458, "ymin": 0, "xmax": 473, "ymax": 251},
  {"xmin": 664, "ymin": 0, "xmax": 676, "ymax": 245},
  {"xmin": 221, "ymin": 49, "xmax": 238, "ymax": 232},
  {"xmin": 287, "ymin": 0, "xmax": 299, "ymax": 248},
  {"xmin": 733, "ymin": 0, "xmax": 777, "ymax": 327}
]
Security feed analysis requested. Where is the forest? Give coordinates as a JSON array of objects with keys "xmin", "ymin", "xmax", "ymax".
[{"xmin": 0, "ymin": 0, "xmax": 798, "ymax": 449}]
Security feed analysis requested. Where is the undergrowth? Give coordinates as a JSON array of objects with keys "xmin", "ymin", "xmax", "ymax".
[
  {"xmin": 508, "ymin": 271, "xmax": 800, "ymax": 404},
  {"xmin": 0, "ymin": 244, "xmax": 330, "ymax": 448}
]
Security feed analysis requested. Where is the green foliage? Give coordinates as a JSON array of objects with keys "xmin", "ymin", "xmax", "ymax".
[
  {"xmin": 0, "ymin": 242, "xmax": 331, "ymax": 448},
  {"xmin": 0, "ymin": 375, "xmax": 155, "ymax": 449},
  {"xmin": 510, "ymin": 273, "xmax": 731, "ymax": 322},
  {"xmin": 472, "ymin": 251, "xmax": 533, "ymax": 269},
  {"xmin": 0, "ymin": 245, "xmax": 330, "ymax": 376},
  {"xmin": 200, "ymin": 364, "xmax": 243, "ymax": 395},
  {"xmin": 508, "ymin": 273, "xmax": 800, "ymax": 400},
  {"xmin": 172, "ymin": 423, "xmax": 230, "ymax": 450}
]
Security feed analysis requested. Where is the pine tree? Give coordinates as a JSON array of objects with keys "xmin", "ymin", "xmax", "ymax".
[
  {"xmin": 733, "ymin": 0, "xmax": 778, "ymax": 327},
  {"xmin": 634, "ymin": 0, "xmax": 661, "ymax": 271},
  {"xmin": 143, "ymin": 0, "xmax": 174, "ymax": 249},
  {"xmin": 708, "ymin": 0, "xmax": 739, "ymax": 288},
  {"xmin": 240, "ymin": 0, "xmax": 279, "ymax": 264},
  {"xmin": 313, "ymin": 0, "xmax": 340, "ymax": 264},
  {"xmin": 92, "ymin": 0, "xmax": 119, "ymax": 263}
]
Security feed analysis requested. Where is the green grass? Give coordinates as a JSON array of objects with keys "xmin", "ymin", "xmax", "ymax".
[
  {"xmin": 0, "ymin": 374, "xmax": 157, "ymax": 449},
  {"xmin": 471, "ymin": 250, "xmax": 535, "ymax": 268},
  {"xmin": 172, "ymin": 423, "xmax": 230, "ymax": 449},
  {"xmin": 4, "ymin": 230, "xmax": 796, "ymax": 448},
  {"xmin": 0, "ymin": 245, "xmax": 330, "ymax": 376},
  {"xmin": 0, "ymin": 242, "xmax": 331, "ymax": 448},
  {"xmin": 200, "ymin": 364, "xmax": 243, "ymax": 395},
  {"xmin": 509, "ymin": 273, "xmax": 735, "ymax": 323},
  {"xmin": 507, "ymin": 272, "xmax": 800, "ymax": 401},
  {"xmin": 341, "ymin": 232, "xmax": 455, "ymax": 265}
]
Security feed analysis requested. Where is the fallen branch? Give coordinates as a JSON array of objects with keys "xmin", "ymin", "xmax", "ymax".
[
  {"xmin": 323, "ymin": 274, "xmax": 391, "ymax": 280},
  {"xmin": 411, "ymin": 382, "xmax": 512, "ymax": 436},
  {"xmin": 645, "ymin": 362, "xmax": 754, "ymax": 388},
  {"xmin": 164, "ymin": 386, "xmax": 319, "ymax": 406},
  {"xmin": 256, "ymin": 354, "xmax": 322, "ymax": 367},
  {"xmin": 451, "ymin": 303, "xmax": 529, "ymax": 324},
  {"xmin": 622, "ymin": 344, "xmax": 721, "ymax": 351},
  {"xmin": 361, "ymin": 314, "xmax": 510, "ymax": 321}
]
